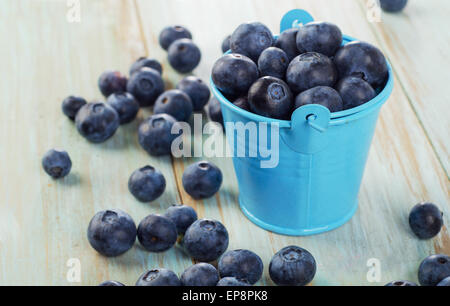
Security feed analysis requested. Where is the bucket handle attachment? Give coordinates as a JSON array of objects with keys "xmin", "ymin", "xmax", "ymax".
[
  {"xmin": 280, "ymin": 9, "xmax": 314, "ymax": 33},
  {"xmin": 280, "ymin": 104, "xmax": 331, "ymax": 154}
]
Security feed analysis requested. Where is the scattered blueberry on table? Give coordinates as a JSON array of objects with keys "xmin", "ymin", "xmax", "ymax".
[
  {"xmin": 75, "ymin": 102, "xmax": 120, "ymax": 143},
  {"xmin": 182, "ymin": 161, "xmax": 223, "ymax": 199},
  {"xmin": 437, "ymin": 276, "xmax": 450, "ymax": 286},
  {"xmin": 384, "ymin": 280, "xmax": 418, "ymax": 286},
  {"xmin": 164, "ymin": 204, "xmax": 198, "ymax": 235},
  {"xmin": 42, "ymin": 149, "xmax": 72, "ymax": 179},
  {"xmin": 380, "ymin": 0, "xmax": 408, "ymax": 13},
  {"xmin": 137, "ymin": 214, "xmax": 178, "ymax": 252},
  {"xmin": 128, "ymin": 165, "xmax": 166, "ymax": 202},
  {"xmin": 168, "ymin": 38, "xmax": 201, "ymax": 73},
  {"xmin": 87, "ymin": 209, "xmax": 137, "ymax": 257},
  {"xmin": 218, "ymin": 249, "xmax": 264, "ymax": 285},
  {"xmin": 98, "ymin": 280, "xmax": 125, "ymax": 286},
  {"xmin": 98, "ymin": 70, "xmax": 128, "ymax": 98},
  {"xmin": 418, "ymin": 254, "xmax": 450, "ymax": 286},
  {"xmin": 159, "ymin": 25, "xmax": 192, "ymax": 51},
  {"xmin": 126, "ymin": 67, "xmax": 165, "ymax": 107},
  {"xmin": 129, "ymin": 57, "xmax": 163, "ymax": 76},
  {"xmin": 183, "ymin": 219, "xmax": 229, "ymax": 262},
  {"xmin": 138, "ymin": 113, "xmax": 181, "ymax": 156},
  {"xmin": 106, "ymin": 92, "xmax": 140, "ymax": 125},
  {"xmin": 153, "ymin": 89, "xmax": 193, "ymax": 122},
  {"xmin": 409, "ymin": 203, "xmax": 443, "ymax": 240},
  {"xmin": 61, "ymin": 95, "xmax": 87, "ymax": 120},
  {"xmin": 180, "ymin": 263, "xmax": 220, "ymax": 286},
  {"xmin": 269, "ymin": 245, "xmax": 316, "ymax": 286},
  {"xmin": 217, "ymin": 277, "xmax": 251, "ymax": 286},
  {"xmin": 136, "ymin": 268, "xmax": 181, "ymax": 286},
  {"xmin": 176, "ymin": 76, "xmax": 211, "ymax": 112}
]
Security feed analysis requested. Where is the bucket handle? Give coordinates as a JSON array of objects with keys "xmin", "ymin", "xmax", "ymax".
[
  {"xmin": 280, "ymin": 9, "xmax": 314, "ymax": 33},
  {"xmin": 280, "ymin": 104, "xmax": 331, "ymax": 154}
]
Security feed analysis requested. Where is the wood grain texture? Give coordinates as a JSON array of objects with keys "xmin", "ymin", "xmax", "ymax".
[
  {"xmin": 356, "ymin": 0, "xmax": 450, "ymax": 175},
  {"xmin": 0, "ymin": 0, "xmax": 448, "ymax": 286}
]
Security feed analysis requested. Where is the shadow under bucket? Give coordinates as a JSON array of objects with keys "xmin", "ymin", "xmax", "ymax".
[{"xmin": 210, "ymin": 10, "xmax": 394, "ymax": 236}]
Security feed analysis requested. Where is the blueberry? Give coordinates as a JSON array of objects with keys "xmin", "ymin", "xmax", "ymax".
[
  {"xmin": 98, "ymin": 280, "xmax": 125, "ymax": 286},
  {"xmin": 168, "ymin": 39, "xmax": 201, "ymax": 73},
  {"xmin": 208, "ymin": 98, "xmax": 224, "ymax": 126},
  {"xmin": 137, "ymin": 214, "xmax": 177, "ymax": 252},
  {"xmin": 294, "ymin": 86, "xmax": 343, "ymax": 113},
  {"xmin": 437, "ymin": 276, "xmax": 450, "ymax": 286},
  {"xmin": 183, "ymin": 219, "xmax": 229, "ymax": 262},
  {"xmin": 164, "ymin": 204, "xmax": 198, "ymax": 235},
  {"xmin": 380, "ymin": 0, "xmax": 408, "ymax": 13},
  {"xmin": 182, "ymin": 161, "xmax": 223, "ymax": 199},
  {"xmin": 126, "ymin": 67, "xmax": 165, "ymax": 107},
  {"xmin": 221, "ymin": 35, "xmax": 231, "ymax": 53},
  {"xmin": 154, "ymin": 89, "xmax": 193, "ymax": 121},
  {"xmin": 87, "ymin": 209, "xmax": 136, "ymax": 257},
  {"xmin": 296, "ymin": 22, "xmax": 342, "ymax": 57},
  {"xmin": 106, "ymin": 92, "xmax": 139, "ymax": 124},
  {"xmin": 136, "ymin": 268, "xmax": 181, "ymax": 286},
  {"xmin": 98, "ymin": 70, "xmax": 127, "ymax": 98},
  {"xmin": 176, "ymin": 76, "xmax": 211, "ymax": 112},
  {"xmin": 180, "ymin": 263, "xmax": 219, "ymax": 286},
  {"xmin": 212, "ymin": 53, "xmax": 259, "ymax": 98},
  {"xmin": 409, "ymin": 203, "xmax": 443, "ymax": 239},
  {"xmin": 286, "ymin": 52, "xmax": 337, "ymax": 94},
  {"xmin": 418, "ymin": 254, "xmax": 450, "ymax": 286},
  {"xmin": 258, "ymin": 47, "xmax": 289, "ymax": 79},
  {"xmin": 269, "ymin": 245, "xmax": 316, "ymax": 286},
  {"xmin": 75, "ymin": 102, "xmax": 120, "ymax": 143},
  {"xmin": 248, "ymin": 76, "xmax": 293, "ymax": 119},
  {"xmin": 233, "ymin": 96, "xmax": 249, "ymax": 111},
  {"xmin": 334, "ymin": 41, "xmax": 388, "ymax": 88},
  {"xmin": 138, "ymin": 113, "xmax": 180, "ymax": 156},
  {"xmin": 130, "ymin": 57, "xmax": 163, "ymax": 75},
  {"xmin": 42, "ymin": 149, "xmax": 72, "ymax": 179},
  {"xmin": 335, "ymin": 76, "xmax": 376, "ymax": 110},
  {"xmin": 275, "ymin": 28, "xmax": 301, "ymax": 61},
  {"xmin": 217, "ymin": 277, "xmax": 251, "ymax": 286},
  {"xmin": 218, "ymin": 249, "xmax": 263, "ymax": 284},
  {"xmin": 62, "ymin": 96, "xmax": 87, "ymax": 120},
  {"xmin": 128, "ymin": 165, "xmax": 166, "ymax": 202},
  {"xmin": 230, "ymin": 22, "xmax": 273, "ymax": 62},
  {"xmin": 159, "ymin": 25, "xmax": 192, "ymax": 51},
  {"xmin": 385, "ymin": 280, "xmax": 418, "ymax": 286}
]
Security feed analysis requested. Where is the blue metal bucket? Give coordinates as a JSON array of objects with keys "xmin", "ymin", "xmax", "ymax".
[{"xmin": 210, "ymin": 10, "xmax": 394, "ymax": 236}]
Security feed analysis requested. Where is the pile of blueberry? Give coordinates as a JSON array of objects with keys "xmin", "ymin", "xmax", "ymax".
[
  {"xmin": 213, "ymin": 20, "xmax": 389, "ymax": 120},
  {"xmin": 91, "ymin": 203, "xmax": 318, "ymax": 287}
]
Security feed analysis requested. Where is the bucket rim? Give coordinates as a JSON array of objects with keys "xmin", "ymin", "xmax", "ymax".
[{"xmin": 210, "ymin": 34, "xmax": 394, "ymax": 128}]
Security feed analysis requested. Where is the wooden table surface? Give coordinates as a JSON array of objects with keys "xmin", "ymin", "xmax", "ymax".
[{"xmin": 0, "ymin": 0, "xmax": 448, "ymax": 286}]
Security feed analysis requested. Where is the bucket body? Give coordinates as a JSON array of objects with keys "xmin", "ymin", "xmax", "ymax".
[{"xmin": 211, "ymin": 10, "xmax": 394, "ymax": 235}]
